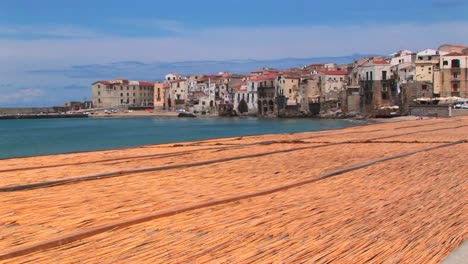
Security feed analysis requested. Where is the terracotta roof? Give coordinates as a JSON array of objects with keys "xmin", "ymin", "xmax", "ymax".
[
  {"xmin": 169, "ymin": 79, "xmax": 186, "ymax": 83},
  {"xmin": 231, "ymin": 82, "xmax": 246, "ymax": 88},
  {"xmin": 93, "ymin": 81, "xmax": 112, "ymax": 85},
  {"xmin": 282, "ymin": 74, "xmax": 301, "ymax": 79},
  {"xmin": 443, "ymin": 52, "xmax": 465, "ymax": 57},
  {"xmin": 373, "ymin": 60, "xmax": 390, "ymax": 65},
  {"xmin": 139, "ymin": 81, "xmax": 154, "ymax": 86},
  {"xmin": 320, "ymin": 70, "xmax": 348, "ymax": 75},
  {"xmin": 251, "ymin": 73, "xmax": 277, "ymax": 81}
]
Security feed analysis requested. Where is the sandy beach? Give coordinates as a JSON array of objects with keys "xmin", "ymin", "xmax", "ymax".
[{"xmin": 0, "ymin": 117, "xmax": 467, "ymax": 263}]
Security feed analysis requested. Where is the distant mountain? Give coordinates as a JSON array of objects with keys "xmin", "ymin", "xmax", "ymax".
[{"xmin": 30, "ymin": 54, "xmax": 380, "ymax": 81}]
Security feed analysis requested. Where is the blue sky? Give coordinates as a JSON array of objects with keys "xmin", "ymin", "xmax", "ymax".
[{"xmin": 1, "ymin": 0, "xmax": 468, "ymax": 106}]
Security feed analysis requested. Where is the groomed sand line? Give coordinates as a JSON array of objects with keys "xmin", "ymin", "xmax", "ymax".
[{"xmin": 0, "ymin": 116, "xmax": 467, "ymax": 263}]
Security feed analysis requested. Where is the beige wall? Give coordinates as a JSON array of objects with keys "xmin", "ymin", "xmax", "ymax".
[
  {"xmin": 92, "ymin": 81, "xmax": 154, "ymax": 109},
  {"xmin": 439, "ymin": 55, "xmax": 468, "ymax": 97},
  {"xmin": 153, "ymin": 82, "xmax": 165, "ymax": 108},
  {"xmin": 415, "ymin": 60, "xmax": 438, "ymax": 82},
  {"xmin": 278, "ymin": 77, "xmax": 300, "ymax": 105},
  {"xmin": 321, "ymin": 74, "xmax": 347, "ymax": 101}
]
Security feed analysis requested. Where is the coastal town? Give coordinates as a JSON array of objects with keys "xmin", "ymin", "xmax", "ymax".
[{"xmin": 90, "ymin": 43, "xmax": 468, "ymax": 118}]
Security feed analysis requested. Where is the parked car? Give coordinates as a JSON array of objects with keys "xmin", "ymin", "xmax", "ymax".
[{"xmin": 175, "ymin": 109, "xmax": 186, "ymax": 113}]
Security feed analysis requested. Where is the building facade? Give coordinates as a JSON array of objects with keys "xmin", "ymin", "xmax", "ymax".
[{"xmin": 92, "ymin": 79, "xmax": 154, "ymax": 108}]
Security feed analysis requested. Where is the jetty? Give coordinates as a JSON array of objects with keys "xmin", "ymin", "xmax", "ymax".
[
  {"xmin": 0, "ymin": 117, "xmax": 466, "ymax": 263},
  {"xmin": 0, "ymin": 113, "xmax": 88, "ymax": 120}
]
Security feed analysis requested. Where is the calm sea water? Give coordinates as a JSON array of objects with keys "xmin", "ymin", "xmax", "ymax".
[{"xmin": 0, "ymin": 117, "xmax": 364, "ymax": 159}]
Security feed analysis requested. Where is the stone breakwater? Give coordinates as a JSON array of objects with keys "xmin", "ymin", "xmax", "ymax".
[{"xmin": 0, "ymin": 117, "xmax": 467, "ymax": 263}]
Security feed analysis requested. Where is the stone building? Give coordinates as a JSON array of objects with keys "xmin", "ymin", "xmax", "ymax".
[
  {"xmin": 92, "ymin": 79, "xmax": 154, "ymax": 109},
  {"xmin": 167, "ymin": 79, "xmax": 188, "ymax": 110},
  {"xmin": 255, "ymin": 73, "xmax": 277, "ymax": 116},
  {"xmin": 358, "ymin": 60, "xmax": 398, "ymax": 116},
  {"xmin": 439, "ymin": 51, "xmax": 468, "ymax": 98},
  {"xmin": 319, "ymin": 70, "xmax": 348, "ymax": 102},
  {"xmin": 232, "ymin": 82, "xmax": 257, "ymax": 115},
  {"xmin": 153, "ymin": 82, "xmax": 165, "ymax": 110}
]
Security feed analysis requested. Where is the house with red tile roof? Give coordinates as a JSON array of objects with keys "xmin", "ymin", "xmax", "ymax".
[
  {"xmin": 439, "ymin": 50, "xmax": 468, "ymax": 98},
  {"xmin": 319, "ymin": 69, "xmax": 348, "ymax": 103},
  {"xmin": 91, "ymin": 79, "xmax": 154, "ymax": 108}
]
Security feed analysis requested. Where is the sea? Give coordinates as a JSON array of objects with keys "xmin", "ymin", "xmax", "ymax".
[{"xmin": 0, "ymin": 117, "xmax": 365, "ymax": 159}]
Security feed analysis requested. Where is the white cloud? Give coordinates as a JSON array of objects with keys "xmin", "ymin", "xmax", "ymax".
[
  {"xmin": 112, "ymin": 18, "xmax": 185, "ymax": 33},
  {"xmin": 1, "ymin": 21, "xmax": 467, "ymax": 64},
  {"xmin": 0, "ymin": 25, "xmax": 100, "ymax": 38},
  {"xmin": 0, "ymin": 88, "xmax": 45, "ymax": 102}
]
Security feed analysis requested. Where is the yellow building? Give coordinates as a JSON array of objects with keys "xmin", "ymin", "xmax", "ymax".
[
  {"xmin": 439, "ymin": 52, "xmax": 468, "ymax": 98},
  {"xmin": 414, "ymin": 49, "xmax": 445, "ymax": 94},
  {"xmin": 153, "ymin": 82, "xmax": 165, "ymax": 110}
]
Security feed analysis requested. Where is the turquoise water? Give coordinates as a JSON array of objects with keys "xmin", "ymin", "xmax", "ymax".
[{"xmin": 0, "ymin": 117, "xmax": 363, "ymax": 159}]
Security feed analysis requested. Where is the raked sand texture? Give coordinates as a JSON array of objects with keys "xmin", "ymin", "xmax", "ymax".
[{"xmin": 0, "ymin": 117, "xmax": 467, "ymax": 263}]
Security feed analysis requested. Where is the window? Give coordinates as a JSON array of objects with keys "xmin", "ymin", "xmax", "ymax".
[
  {"xmin": 98, "ymin": 98, "xmax": 101, "ymax": 103},
  {"xmin": 422, "ymin": 85, "xmax": 427, "ymax": 90},
  {"xmin": 120, "ymin": 93, "xmax": 123, "ymax": 97},
  {"xmin": 127, "ymin": 87, "xmax": 129, "ymax": 90},
  {"xmin": 366, "ymin": 72, "xmax": 369, "ymax": 80},
  {"xmin": 451, "ymin": 59, "xmax": 460, "ymax": 68},
  {"xmin": 370, "ymin": 72, "xmax": 373, "ymax": 81},
  {"xmin": 133, "ymin": 93, "xmax": 135, "ymax": 96},
  {"xmin": 133, "ymin": 99, "xmax": 136, "ymax": 103},
  {"xmin": 443, "ymin": 61, "xmax": 448, "ymax": 66},
  {"xmin": 127, "ymin": 93, "xmax": 129, "ymax": 96},
  {"xmin": 98, "ymin": 91, "xmax": 100, "ymax": 95},
  {"xmin": 98, "ymin": 85, "xmax": 101, "ymax": 88},
  {"xmin": 121, "ymin": 99, "xmax": 123, "ymax": 103},
  {"xmin": 452, "ymin": 83, "xmax": 458, "ymax": 91},
  {"xmin": 428, "ymin": 56, "xmax": 432, "ymax": 60},
  {"xmin": 382, "ymin": 71, "xmax": 387, "ymax": 80},
  {"xmin": 289, "ymin": 89, "xmax": 292, "ymax": 94},
  {"xmin": 453, "ymin": 72, "xmax": 459, "ymax": 79},
  {"xmin": 121, "ymin": 87, "xmax": 123, "ymax": 90}
]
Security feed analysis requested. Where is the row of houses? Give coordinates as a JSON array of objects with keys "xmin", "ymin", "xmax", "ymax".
[{"xmin": 91, "ymin": 43, "xmax": 468, "ymax": 117}]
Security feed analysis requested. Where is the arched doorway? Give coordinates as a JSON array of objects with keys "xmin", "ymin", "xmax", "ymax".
[
  {"xmin": 238, "ymin": 99, "xmax": 248, "ymax": 113},
  {"xmin": 268, "ymin": 100, "xmax": 274, "ymax": 112}
]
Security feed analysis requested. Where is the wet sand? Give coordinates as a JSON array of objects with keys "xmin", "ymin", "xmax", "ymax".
[{"xmin": 0, "ymin": 117, "xmax": 467, "ymax": 263}]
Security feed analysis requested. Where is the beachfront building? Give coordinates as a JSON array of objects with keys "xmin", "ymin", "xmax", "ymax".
[
  {"xmin": 167, "ymin": 79, "xmax": 188, "ymax": 110},
  {"xmin": 414, "ymin": 49, "xmax": 448, "ymax": 96},
  {"xmin": 254, "ymin": 73, "xmax": 277, "ymax": 116},
  {"xmin": 316, "ymin": 69, "xmax": 348, "ymax": 113},
  {"xmin": 319, "ymin": 70, "xmax": 348, "ymax": 102},
  {"xmin": 390, "ymin": 50, "xmax": 416, "ymax": 87},
  {"xmin": 439, "ymin": 50, "xmax": 468, "ymax": 98},
  {"xmin": 153, "ymin": 82, "xmax": 165, "ymax": 110},
  {"xmin": 92, "ymin": 79, "xmax": 154, "ymax": 109},
  {"xmin": 232, "ymin": 82, "xmax": 257, "ymax": 115},
  {"xmin": 299, "ymin": 74, "xmax": 321, "ymax": 114},
  {"xmin": 358, "ymin": 59, "xmax": 398, "ymax": 116}
]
